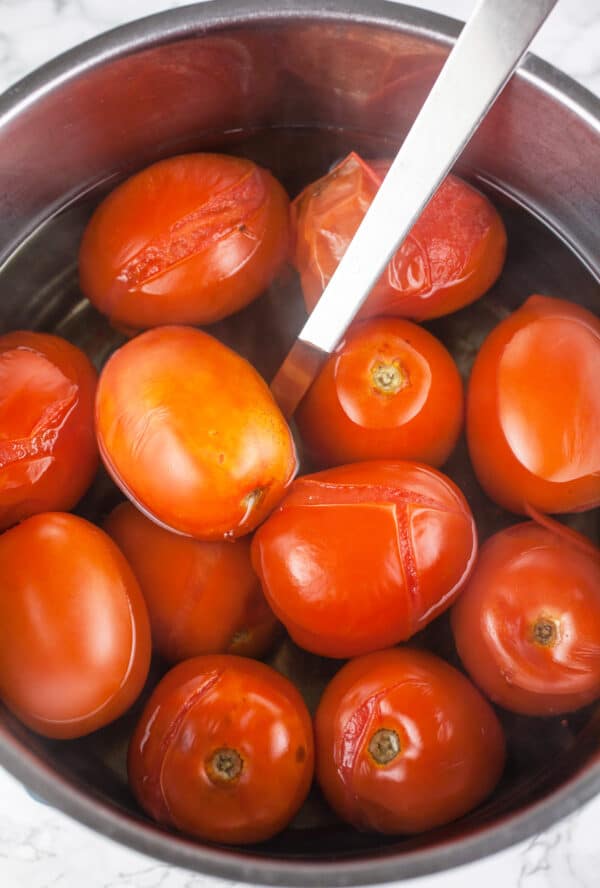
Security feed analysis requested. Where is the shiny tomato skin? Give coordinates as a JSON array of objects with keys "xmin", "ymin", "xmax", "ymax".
[
  {"xmin": 79, "ymin": 153, "xmax": 290, "ymax": 330},
  {"xmin": 251, "ymin": 461, "xmax": 477, "ymax": 658},
  {"xmin": 0, "ymin": 331, "xmax": 98, "ymax": 531},
  {"xmin": 0, "ymin": 512, "xmax": 151, "ymax": 739},
  {"xmin": 293, "ymin": 152, "xmax": 506, "ymax": 321},
  {"xmin": 96, "ymin": 326, "xmax": 297, "ymax": 540},
  {"xmin": 104, "ymin": 501, "xmax": 278, "ymax": 662},
  {"xmin": 296, "ymin": 317, "xmax": 463, "ymax": 467},
  {"xmin": 128, "ymin": 655, "xmax": 314, "ymax": 844},
  {"xmin": 451, "ymin": 521, "xmax": 600, "ymax": 716},
  {"xmin": 315, "ymin": 647, "xmax": 505, "ymax": 833},
  {"xmin": 467, "ymin": 294, "xmax": 600, "ymax": 514}
]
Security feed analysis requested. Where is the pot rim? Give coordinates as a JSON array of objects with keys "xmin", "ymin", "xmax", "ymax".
[{"xmin": 0, "ymin": 2, "xmax": 599, "ymax": 884}]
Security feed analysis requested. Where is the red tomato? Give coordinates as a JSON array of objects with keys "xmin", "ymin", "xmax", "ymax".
[
  {"xmin": 296, "ymin": 317, "xmax": 463, "ymax": 467},
  {"xmin": 104, "ymin": 501, "xmax": 278, "ymax": 662},
  {"xmin": 0, "ymin": 512, "xmax": 151, "ymax": 739},
  {"xmin": 128, "ymin": 655, "xmax": 314, "ymax": 844},
  {"xmin": 315, "ymin": 648, "xmax": 505, "ymax": 833},
  {"xmin": 292, "ymin": 152, "xmax": 507, "ymax": 321},
  {"xmin": 79, "ymin": 153, "xmax": 290, "ymax": 330},
  {"xmin": 0, "ymin": 331, "xmax": 98, "ymax": 531},
  {"xmin": 251, "ymin": 461, "xmax": 477, "ymax": 658},
  {"xmin": 96, "ymin": 326, "xmax": 297, "ymax": 540},
  {"xmin": 451, "ymin": 519, "xmax": 600, "ymax": 716},
  {"xmin": 467, "ymin": 294, "xmax": 600, "ymax": 514}
]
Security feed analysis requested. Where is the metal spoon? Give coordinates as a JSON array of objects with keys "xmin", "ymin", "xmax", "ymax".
[{"xmin": 270, "ymin": 0, "xmax": 559, "ymax": 416}]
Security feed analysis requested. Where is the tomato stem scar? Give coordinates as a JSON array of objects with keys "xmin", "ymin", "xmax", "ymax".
[
  {"xmin": 206, "ymin": 747, "xmax": 243, "ymax": 784},
  {"xmin": 532, "ymin": 617, "xmax": 559, "ymax": 647},
  {"xmin": 368, "ymin": 728, "xmax": 401, "ymax": 765},
  {"xmin": 370, "ymin": 361, "xmax": 408, "ymax": 395}
]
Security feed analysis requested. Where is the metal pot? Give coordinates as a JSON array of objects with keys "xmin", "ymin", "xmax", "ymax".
[{"xmin": 0, "ymin": 2, "xmax": 598, "ymax": 884}]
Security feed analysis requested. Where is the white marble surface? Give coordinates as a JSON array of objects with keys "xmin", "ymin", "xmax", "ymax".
[{"xmin": 0, "ymin": 1, "xmax": 599, "ymax": 887}]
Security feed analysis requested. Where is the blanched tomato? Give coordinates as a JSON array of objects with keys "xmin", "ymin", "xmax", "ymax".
[
  {"xmin": 128, "ymin": 655, "xmax": 314, "ymax": 844},
  {"xmin": 79, "ymin": 153, "xmax": 290, "ymax": 330},
  {"xmin": 0, "ymin": 512, "xmax": 150, "ymax": 739},
  {"xmin": 315, "ymin": 648, "xmax": 505, "ymax": 833},
  {"xmin": 95, "ymin": 326, "xmax": 297, "ymax": 540},
  {"xmin": 105, "ymin": 501, "xmax": 278, "ymax": 662},
  {"xmin": 452, "ymin": 519, "xmax": 600, "ymax": 715},
  {"xmin": 292, "ymin": 152, "xmax": 506, "ymax": 321},
  {"xmin": 251, "ymin": 461, "xmax": 477, "ymax": 658},
  {"xmin": 0, "ymin": 331, "xmax": 98, "ymax": 531},
  {"xmin": 296, "ymin": 317, "xmax": 463, "ymax": 467},
  {"xmin": 467, "ymin": 294, "xmax": 600, "ymax": 514}
]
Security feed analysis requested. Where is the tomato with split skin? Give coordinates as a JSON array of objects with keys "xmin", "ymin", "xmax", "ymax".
[
  {"xmin": 95, "ymin": 325, "xmax": 298, "ymax": 541},
  {"xmin": 451, "ymin": 517, "xmax": 600, "ymax": 716},
  {"xmin": 128, "ymin": 655, "xmax": 314, "ymax": 844},
  {"xmin": 292, "ymin": 152, "xmax": 507, "ymax": 321},
  {"xmin": 105, "ymin": 501, "xmax": 278, "ymax": 663},
  {"xmin": 467, "ymin": 294, "xmax": 600, "ymax": 515},
  {"xmin": 315, "ymin": 647, "xmax": 505, "ymax": 834},
  {"xmin": 296, "ymin": 317, "xmax": 463, "ymax": 467},
  {"xmin": 251, "ymin": 461, "xmax": 477, "ymax": 658},
  {"xmin": 79, "ymin": 153, "xmax": 290, "ymax": 331},
  {"xmin": 0, "ymin": 331, "xmax": 98, "ymax": 531}
]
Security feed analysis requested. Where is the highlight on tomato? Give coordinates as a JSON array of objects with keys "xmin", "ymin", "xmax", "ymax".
[
  {"xmin": 292, "ymin": 152, "xmax": 507, "ymax": 321},
  {"xmin": 467, "ymin": 294, "xmax": 600, "ymax": 515},
  {"xmin": 79, "ymin": 153, "xmax": 290, "ymax": 330},
  {"xmin": 0, "ymin": 331, "xmax": 98, "ymax": 531},
  {"xmin": 0, "ymin": 512, "xmax": 151, "ymax": 739},
  {"xmin": 296, "ymin": 317, "xmax": 463, "ymax": 468},
  {"xmin": 315, "ymin": 647, "xmax": 505, "ymax": 834},
  {"xmin": 105, "ymin": 501, "xmax": 278, "ymax": 662},
  {"xmin": 128, "ymin": 655, "xmax": 314, "ymax": 844},
  {"xmin": 95, "ymin": 325, "xmax": 297, "ymax": 540},
  {"xmin": 452, "ymin": 517, "xmax": 600, "ymax": 716},
  {"xmin": 251, "ymin": 460, "xmax": 477, "ymax": 658}
]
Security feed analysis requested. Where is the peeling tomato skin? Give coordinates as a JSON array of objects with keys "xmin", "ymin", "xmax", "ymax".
[
  {"xmin": 128, "ymin": 655, "xmax": 314, "ymax": 844},
  {"xmin": 293, "ymin": 152, "xmax": 507, "ymax": 321},
  {"xmin": 452, "ymin": 521, "xmax": 600, "ymax": 716},
  {"xmin": 79, "ymin": 153, "xmax": 290, "ymax": 330},
  {"xmin": 315, "ymin": 648, "xmax": 505, "ymax": 834},
  {"xmin": 467, "ymin": 294, "xmax": 600, "ymax": 514},
  {"xmin": 251, "ymin": 461, "xmax": 477, "ymax": 658},
  {"xmin": 0, "ymin": 331, "xmax": 98, "ymax": 531}
]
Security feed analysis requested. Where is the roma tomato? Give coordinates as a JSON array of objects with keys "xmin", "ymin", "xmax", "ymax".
[
  {"xmin": 79, "ymin": 153, "xmax": 290, "ymax": 330},
  {"xmin": 467, "ymin": 294, "xmax": 600, "ymax": 514},
  {"xmin": 96, "ymin": 326, "xmax": 297, "ymax": 540},
  {"xmin": 451, "ymin": 519, "xmax": 600, "ymax": 715},
  {"xmin": 251, "ymin": 461, "xmax": 477, "ymax": 658},
  {"xmin": 105, "ymin": 501, "xmax": 278, "ymax": 662},
  {"xmin": 292, "ymin": 152, "xmax": 506, "ymax": 321},
  {"xmin": 0, "ymin": 512, "xmax": 150, "ymax": 739},
  {"xmin": 315, "ymin": 648, "xmax": 505, "ymax": 833},
  {"xmin": 0, "ymin": 331, "xmax": 98, "ymax": 531},
  {"xmin": 296, "ymin": 317, "xmax": 463, "ymax": 467},
  {"xmin": 128, "ymin": 655, "xmax": 314, "ymax": 844}
]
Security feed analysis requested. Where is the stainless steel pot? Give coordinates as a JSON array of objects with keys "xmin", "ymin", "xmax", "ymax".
[{"xmin": 0, "ymin": 2, "xmax": 598, "ymax": 885}]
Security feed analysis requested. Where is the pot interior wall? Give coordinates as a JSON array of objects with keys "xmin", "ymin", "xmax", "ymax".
[{"xmin": 0, "ymin": 12, "xmax": 599, "ymax": 877}]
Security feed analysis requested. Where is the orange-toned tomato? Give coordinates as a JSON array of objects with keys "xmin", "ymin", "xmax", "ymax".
[
  {"xmin": 292, "ymin": 152, "xmax": 506, "ymax": 321},
  {"xmin": 79, "ymin": 153, "xmax": 290, "ymax": 330},
  {"xmin": 452, "ymin": 519, "xmax": 600, "ymax": 716},
  {"xmin": 0, "ymin": 512, "xmax": 150, "ymax": 739},
  {"xmin": 128, "ymin": 655, "xmax": 314, "ymax": 844},
  {"xmin": 315, "ymin": 648, "xmax": 505, "ymax": 833},
  {"xmin": 96, "ymin": 326, "xmax": 297, "ymax": 540},
  {"xmin": 0, "ymin": 331, "xmax": 98, "ymax": 531},
  {"xmin": 251, "ymin": 461, "xmax": 477, "ymax": 658},
  {"xmin": 467, "ymin": 294, "xmax": 600, "ymax": 514},
  {"xmin": 105, "ymin": 501, "xmax": 278, "ymax": 662},
  {"xmin": 296, "ymin": 317, "xmax": 463, "ymax": 467}
]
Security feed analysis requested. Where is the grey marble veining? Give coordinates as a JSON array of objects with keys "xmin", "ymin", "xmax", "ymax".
[{"xmin": 0, "ymin": 1, "xmax": 599, "ymax": 886}]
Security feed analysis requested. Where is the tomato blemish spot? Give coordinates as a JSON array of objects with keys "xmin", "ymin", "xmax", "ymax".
[{"xmin": 532, "ymin": 617, "xmax": 559, "ymax": 647}]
